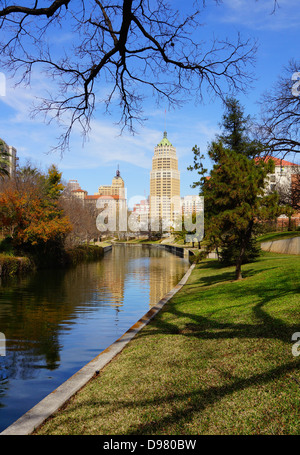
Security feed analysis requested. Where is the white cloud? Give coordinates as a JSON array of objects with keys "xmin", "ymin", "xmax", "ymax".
[
  {"xmin": 219, "ymin": 0, "xmax": 300, "ymax": 30},
  {"xmin": 62, "ymin": 120, "xmax": 159, "ymax": 170},
  {"xmin": 0, "ymin": 69, "xmax": 161, "ymax": 171}
]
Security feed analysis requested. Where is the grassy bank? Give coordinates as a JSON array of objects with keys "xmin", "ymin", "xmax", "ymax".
[
  {"xmin": 35, "ymin": 251, "xmax": 300, "ymax": 435},
  {"xmin": 0, "ymin": 243, "xmax": 104, "ymax": 278},
  {"xmin": 257, "ymin": 231, "xmax": 300, "ymax": 243}
]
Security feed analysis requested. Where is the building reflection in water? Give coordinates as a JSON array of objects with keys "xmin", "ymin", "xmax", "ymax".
[{"xmin": 0, "ymin": 244, "xmax": 189, "ymax": 432}]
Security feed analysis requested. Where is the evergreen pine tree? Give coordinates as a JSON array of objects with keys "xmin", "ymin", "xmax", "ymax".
[{"xmin": 188, "ymin": 98, "xmax": 278, "ymax": 280}]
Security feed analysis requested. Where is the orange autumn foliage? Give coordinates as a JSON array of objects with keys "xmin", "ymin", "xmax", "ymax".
[{"xmin": 0, "ymin": 166, "xmax": 72, "ymax": 247}]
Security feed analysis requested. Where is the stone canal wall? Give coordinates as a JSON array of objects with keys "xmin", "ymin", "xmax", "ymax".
[
  {"xmin": 261, "ymin": 236, "xmax": 300, "ymax": 255},
  {"xmin": 111, "ymin": 242, "xmax": 194, "ymax": 262},
  {"xmin": 154, "ymin": 243, "xmax": 194, "ymax": 262}
]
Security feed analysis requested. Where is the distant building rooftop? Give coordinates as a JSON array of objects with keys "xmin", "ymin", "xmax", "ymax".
[
  {"xmin": 255, "ymin": 156, "xmax": 299, "ymax": 167},
  {"xmin": 157, "ymin": 131, "xmax": 172, "ymax": 147},
  {"xmin": 85, "ymin": 194, "xmax": 125, "ymax": 200}
]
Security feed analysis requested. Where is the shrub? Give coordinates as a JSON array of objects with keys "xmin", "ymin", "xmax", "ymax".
[{"xmin": 0, "ymin": 254, "xmax": 33, "ymax": 277}]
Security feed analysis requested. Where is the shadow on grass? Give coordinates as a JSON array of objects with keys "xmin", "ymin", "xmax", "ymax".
[
  {"xmin": 104, "ymin": 259, "xmax": 299, "ymax": 433},
  {"xmin": 44, "ymin": 358, "xmax": 299, "ymax": 435},
  {"xmin": 149, "ymin": 285, "xmax": 299, "ymax": 343},
  {"xmin": 186, "ymin": 257, "xmax": 281, "ymax": 288},
  {"xmin": 136, "ymin": 256, "xmax": 299, "ymax": 346},
  {"xmin": 125, "ymin": 360, "xmax": 299, "ymax": 435},
  {"xmin": 187, "ymin": 266, "xmax": 277, "ymax": 288},
  {"xmin": 37, "ymin": 257, "xmax": 300, "ymax": 435}
]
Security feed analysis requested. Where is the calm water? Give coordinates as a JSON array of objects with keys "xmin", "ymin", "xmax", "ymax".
[{"xmin": 0, "ymin": 244, "xmax": 189, "ymax": 432}]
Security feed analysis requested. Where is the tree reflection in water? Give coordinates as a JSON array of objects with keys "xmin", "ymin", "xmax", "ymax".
[{"xmin": 0, "ymin": 245, "xmax": 189, "ymax": 431}]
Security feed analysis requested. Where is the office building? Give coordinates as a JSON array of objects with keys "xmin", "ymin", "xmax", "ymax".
[
  {"xmin": 150, "ymin": 131, "xmax": 180, "ymax": 228},
  {"xmin": 0, "ymin": 138, "xmax": 18, "ymax": 177}
]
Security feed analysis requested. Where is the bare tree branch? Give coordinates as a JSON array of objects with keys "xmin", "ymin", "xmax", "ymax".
[
  {"xmin": 256, "ymin": 59, "xmax": 300, "ymax": 159},
  {"xmin": 0, "ymin": 0, "xmax": 71, "ymax": 18},
  {"xmin": 0, "ymin": 0, "xmax": 261, "ymax": 152}
]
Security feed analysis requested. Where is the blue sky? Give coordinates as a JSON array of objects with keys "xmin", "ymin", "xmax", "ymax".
[{"xmin": 0, "ymin": 0, "xmax": 300, "ymax": 208}]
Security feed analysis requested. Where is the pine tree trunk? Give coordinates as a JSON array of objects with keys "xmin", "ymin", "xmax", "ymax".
[
  {"xmin": 235, "ymin": 258, "xmax": 243, "ymax": 280},
  {"xmin": 235, "ymin": 220, "xmax": 254, "ymax": 280},
  {"xmin": 235, "ymin": 243, "xmax": 246, "ymax": 280}
]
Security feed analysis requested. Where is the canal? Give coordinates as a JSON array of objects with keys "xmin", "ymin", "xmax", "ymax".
[{"xmin": 0, "ymin": 244, "xmax": 189, "ymax": 432}]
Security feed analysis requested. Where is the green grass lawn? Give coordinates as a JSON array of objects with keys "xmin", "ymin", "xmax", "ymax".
[
  {"xmin": 257, "ymin": 231, "xmax": 300, "ymax": 243},
  {"xmin": 94, "ymin": 241, "xmax": 113, "ymax": 247},
  {"xmin": 35, "ymin": 252, "xmax": 300, "ymax": 435}
]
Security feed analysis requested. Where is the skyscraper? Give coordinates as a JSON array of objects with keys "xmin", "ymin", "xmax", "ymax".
[{"xmin": 150, "ymin": 131, "xmax": 180, "ymax": 229}]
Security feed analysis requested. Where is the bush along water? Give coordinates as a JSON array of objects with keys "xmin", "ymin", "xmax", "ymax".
[
  {"xmin": 0, "ymin": 236, "xmax": 104, "ymax": 278},
  {"xmin": 0, "ymin": 254, "xmax": 33, "ymax": 278}
]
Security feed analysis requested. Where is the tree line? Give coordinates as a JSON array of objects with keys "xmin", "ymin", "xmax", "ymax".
[{"xmin": 0, "ymin": 160, "xmax": 101, "ymax": 265}]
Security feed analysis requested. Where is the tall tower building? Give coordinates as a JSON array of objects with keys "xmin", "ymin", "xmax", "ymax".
[
  {"xmin": 111, "ymin": 168, "xmax": 126, "ymax": 198},
  {"xmin": 150, "ymin": 131, "xmax": 180, "ymax": 228}
]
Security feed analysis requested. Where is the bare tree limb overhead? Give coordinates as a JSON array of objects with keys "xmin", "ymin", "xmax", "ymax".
[
  {"xmin": 0, "ymin": 0, "xmax": 264, "ymax": 152},
  {"xmin": 257, "ymin": 59, "xmax": 300, "ymax": 159}
]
